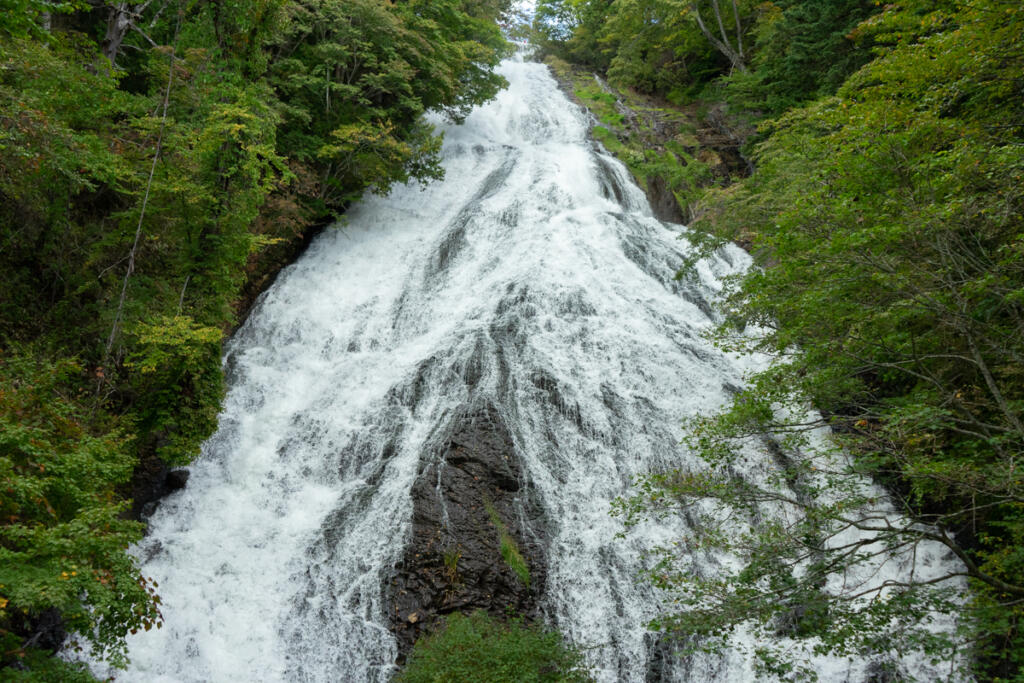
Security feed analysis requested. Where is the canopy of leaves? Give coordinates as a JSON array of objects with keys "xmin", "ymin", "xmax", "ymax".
[
  {"xmin": 268, "ymin": 0, "xmax": 509, "ymax": 208},
  {"xmin": 534, "ymin": 0, "xmax": 882, "ymax": 108},
  {"xmin": 723, "ymin": 0, "xmax": 878, "ymax": 114}
]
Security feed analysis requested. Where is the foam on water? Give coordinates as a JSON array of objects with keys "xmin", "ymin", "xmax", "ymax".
[{"xmin": 81, "ymin": 55, "xmax": 964, "ymax": 682}]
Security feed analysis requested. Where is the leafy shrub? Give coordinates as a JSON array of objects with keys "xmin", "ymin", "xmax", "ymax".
[
  {"xmin": 126, "ymin": 315, "xmax": 225, "ymax": 466},
  {"xmin": 397, "ymin": 611, "xmax": 591, "ymax": 683}
]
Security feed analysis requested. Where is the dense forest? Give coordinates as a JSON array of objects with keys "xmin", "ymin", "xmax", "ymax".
[
  {"xmin": 534, "ymin": 0, "xmax": 1023, "ymax": 679},
  {"xmin": 0, "ymin": 1, "xmax": 511, "ymax": 678}
]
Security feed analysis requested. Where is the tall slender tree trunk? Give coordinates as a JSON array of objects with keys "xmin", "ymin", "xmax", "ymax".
[{"xmin": 691, "ymin": 0, "xmax": 747, "ymax": 73}]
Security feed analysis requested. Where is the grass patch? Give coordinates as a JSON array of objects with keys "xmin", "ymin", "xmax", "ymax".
[
  {"xmin": 483, "ymin": 500, "xmax": 531, "ymax": 588},
  {"xmin": 442, "ymin": 547, "xmax": 462, "ymax": 584},
  {"xmin": 499, "ymin": 535, "xmax": 530, "ymax": 588},
  {"xmin": 574, "ymin": 86, "xmax": 624, "ymax": 127}
]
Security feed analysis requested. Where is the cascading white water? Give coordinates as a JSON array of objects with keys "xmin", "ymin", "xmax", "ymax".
[{"xmin": 83, "ymin": 55, "xmax": 965, "ymax": 682}]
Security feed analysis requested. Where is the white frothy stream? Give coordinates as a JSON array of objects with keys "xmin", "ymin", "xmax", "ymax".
[{"xmin": 82, "ymin": 56, "xmax": 963, "ymax": 682}]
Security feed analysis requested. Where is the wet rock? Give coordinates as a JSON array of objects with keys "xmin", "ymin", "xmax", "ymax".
[
  {"xmin": 697, "ymin": 148, "xmax": 730, "ymax": 180},
  {"xmin": 126, "ymin": 454, "xmax": 190, "ymax": 524},
  {"xmin": 544, "ymin": 57, "xmax": 755, "ymax": 228},
  {"xmin": 645, "ymin": 174, "xmax": 686, "ymax": 224},
  {"xmin": 645, "ymin": 633, "xmax": 677, "ymax": 683},
  {"xmin": 165, "ymin": 468, "xmax": 190, "ymax": 491},
  {"xmin": 645, "ymin": 632, "xmax": 730, "ymax": 682},
  {"xmin": 388, "ymin": 403, "xmax": 546, "ymax": 660},
  {"xmin": 864, "ymin": 660, "xmax": 901, "ymax": 683}
]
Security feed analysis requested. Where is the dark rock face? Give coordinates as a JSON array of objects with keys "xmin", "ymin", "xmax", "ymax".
[
  {"xmin": 645, "ymin": 633, "xmax": 678, "ymax": 683},
  {"xmin": 22, "ymin": 608, "xmax": 66, "ymax": 653},
  {"xmin": 2, "ymin": 606, "xmax": 69, "ymax": 670},
  {"xmin": 388, "ymin": 403, "xmax": 546, "ymax": 659},
  {"xmin": 645, "ymin": 633, "xmax": 730, "ymax": 682},
  {"xmin": 697, "ymin": 102, "xmax": 753, "ymax": 179},
  {"xmin": 645, "ymin": 174, "xmax": 686, "ymax": 224},
  {"xmin": 126, "ymin": 453, "xmax": 191, "ymax": 523},
  {"xmin": 165, "ymin": 468, "xmax": 190, "ymax": 491}
]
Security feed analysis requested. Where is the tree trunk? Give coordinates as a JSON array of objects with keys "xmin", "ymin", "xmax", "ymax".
[
  {"xmin": 691, "ymin": 0, "xmax": 747, "ymax": 73},
  {"xmin": 102, "ymin": 2, "xmax": 133, "ymax": 67}
]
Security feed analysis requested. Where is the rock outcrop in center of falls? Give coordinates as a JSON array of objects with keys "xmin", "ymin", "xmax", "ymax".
[{"xmin": 388, "ymin": 403, "xmax": 546, "ymax": 658}]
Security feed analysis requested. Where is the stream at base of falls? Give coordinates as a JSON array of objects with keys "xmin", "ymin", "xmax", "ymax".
[{"xmin": 80, "ymin": 54, "xmax": 964, "ymax": 682}]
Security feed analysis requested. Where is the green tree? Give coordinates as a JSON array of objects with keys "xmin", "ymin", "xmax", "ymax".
[
  {"xmin": 534, "ymin": 0, "xmax": 615, "ymax": 69},
  {"xmin": 601, "ymin": 0, "xmax": 725, "ymax": 96},
  {"xmin": 717, "ymin": 0, "xmax": 880, "ymax": 115},
  {"xmin": 0, "ymin": 0, "xmax": 87, "ymax": 38},
  {"xmin": 268, "ymin": 0, "xmax": 508, "ymax": 212},
  {"xmin": 754, "ymin": 0, "xmax": 876, "ymax": 108},
  {"xmin": 535, "ymin": 0, "xmax": 755, "ymax": 100}
]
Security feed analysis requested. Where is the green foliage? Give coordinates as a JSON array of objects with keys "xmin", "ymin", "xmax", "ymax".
[
  {"xmin": 268, "ymin": 0, "xmax": 508, "ymax": 210},
  {"xmin": 0, "ymin": 352, "xmax": 159, "ymax": 670},
  {"xmin": 442, "ymin": 547, "xmax": 462, "ymax": 578},
  {"xmin": 555, "ymin": 59, "xmax": 712, "ymax": 212},
  {"xmin": 535, "ymin": 0, "xmax": 615, "ymax": 69},
  {"xmin": 604, "ymin": 0, "xmax": 741, "ymax": 96},
  {"xmin": 0, "ymin": 644, "xmax": 96, "ymax": 682},
  {"xmin": 396, "ymin": 611, "xmax": 592, "ymax": 683},
  {"xmin": 0, "ymin": 36, "xmax": 138, "ymax": 339},
  {"xmin": 536, "ymin": 0, "xmax": 885, "ymax": 112},
  {"xmin": 125, "ymin": 316, "xmax": 224, "ymax": 465},
  {"xmin": 721, "ymin": 0, "xmax": 879, "ymax": 115},
  {"xmin": 499, "ymin": 535, "xmax": 531, "ymax": 588},
  {"xmin": 623, "ymin": 0, "xmax": 1024, "ymax": 678},
  {"xmin": 576, "ymin": 85, "xmax": 620, "ymax": 122},
  {"xmin": 536, "ymin": 0, "xmax": 752, "ymax": 96},
  {"xmin": 0, "ymin": 0, "xmax": 88, "ymax": 39},
  {"xmin": 614, "ymin": 430, "xmax": 967, "ymax": 679}
]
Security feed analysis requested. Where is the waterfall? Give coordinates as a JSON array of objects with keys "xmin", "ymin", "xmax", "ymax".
[{"xmin": 82, "ymin": 55, "xmax": 963, "ymax": 682}]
